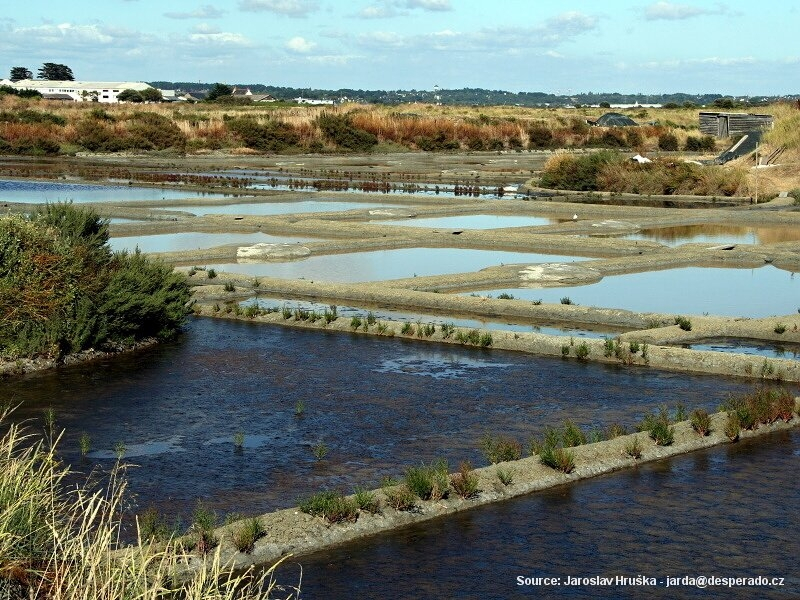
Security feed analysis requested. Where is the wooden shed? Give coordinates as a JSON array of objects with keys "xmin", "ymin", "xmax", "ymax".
[{"xmin": 699, "ymin": 112, "xmax": 773, "ymax": 138}]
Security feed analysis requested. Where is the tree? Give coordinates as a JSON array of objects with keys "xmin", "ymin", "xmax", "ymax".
[
  {"xmin": 10, "ymin": 67, "xmax": 32, "ymax": 82},
  {"xmin": 38, "ymin": 63, "xmax": 74, "ymax": 81},
  {"xmin": 117, "ymin": 89, "xmax": 143, "ymax": 103},
  {"xmin": 140, "ymin": 87, "xmax": 163, "ymax": 102},
  {"xmin": 206, "ymin": 83, "xmax": 233, "ymax": 101}
]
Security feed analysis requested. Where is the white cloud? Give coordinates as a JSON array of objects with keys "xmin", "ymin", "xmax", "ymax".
[
  {"xmin": 187, "ymin": 31, "xmax": 252, "ymax": 46},
  {"xmin": 643, "ymin": 2, "xmax": 725, "ymax": 21},
  {"xmin": 164, "ymin": 5, "xmax": 225, "ymax": 19},
  {"xmin": 238, "ymin": 0, "xmax": 319, "ymax": 17},
  {"xmin": 12, "ymin": 23, "xmax": 115, "ymax": 46},
  {"xmin": 191, "ymin": 23, "xmax": 221, "ymax": 34},
  {"xmin": 357, "ymin": 5, "xmax": 399, "ymax": 19},
  {"xmin": 286, "ymin": 36, "xmax": 316, "ymax": 53},
  {"xmin": 642, "ymin": 56, "xmax": 756, "ymax": 69},
  {"xmin": 402, "ymin": 0, "xmax": 451, "ymax": 11}
]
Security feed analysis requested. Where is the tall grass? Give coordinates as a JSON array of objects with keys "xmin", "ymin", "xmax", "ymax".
[{"xmin": 0, "ymin": 408, "xmax": 297, "ymax": 599}]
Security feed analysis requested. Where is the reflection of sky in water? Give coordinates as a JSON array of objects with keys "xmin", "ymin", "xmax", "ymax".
[
  {"xmin": 467, "ymin": 265, "xmax": 799, "ymax": 318},
  {"xmin": 0, "ymin": 179, "xmax": 231, "ymax": 203},
  {"xmin": 615, "ymin": 224, "xmax": 800, "ymax": 246},
  {"xmin": 109, "ymin": 232, "xmax": 318, "ymax": 253},
  {"xmin": 375, "ymin": 350, "xmax": 514, "ymax": 380},
  {"xmin": 686, "ymin": 338, "xmax": 800, "ymax": 360},
  {"xmin": 375, "ymin": 215, "xmax": 560, "ymax": 229},
  {"xmin": 176, "ymin": 201, "xmax": 405, "ymax": 216},
  {"xmin": 245, "ymin": 297, "xmax": 615, "ymax": 338},
  {"xmin": 201, "ymin": 248, "xmax": 587, "ymax": 282},
  {"xmin": 89, "ymin": 435, "xmax": 184, "ymax": 459}
]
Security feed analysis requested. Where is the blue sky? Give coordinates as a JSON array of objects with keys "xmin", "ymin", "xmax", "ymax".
[{"xmin": 1, "ymin": 1, "xmax": 797, "ymax": 94}]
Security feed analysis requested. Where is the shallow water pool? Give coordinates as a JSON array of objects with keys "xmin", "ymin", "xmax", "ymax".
[
  {"xmin": 0, "ymin": 179, "xmax": 233, "ymax": 203},
  {"xmin": 108, "ymin": 232, "xmax": 319, "ymax": 253}
]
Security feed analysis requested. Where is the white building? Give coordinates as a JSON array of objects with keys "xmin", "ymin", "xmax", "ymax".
[
  {"xmin": 294, "ymin": 96, "xmax": 334, "ymax": 105},
  {"xmin": 8, "ymin": 80, "xmax": 155, "ymax": 103}
]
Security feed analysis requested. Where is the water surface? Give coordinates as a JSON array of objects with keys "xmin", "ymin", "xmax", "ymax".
[
  {"xmin": 174, "ymin": 201, "xmax": 414, "ymax": 216},
  {"xmin": 108, "ymin": 232, "xmax": 318, "ymax": 254},
  {"xmin": 620, "ymin": 224, "xmax": 800, "ymax": 246},
  {"xmin": 0, "ymin": 179, "xmax": 232, "ymax": 203},
  {"xmin": 375, "ymin": 215, "xmax": 561, "ymax": 229},
  {"xmin": 468, "ymin": 266, "xmax": 799, "ymax": 318}
]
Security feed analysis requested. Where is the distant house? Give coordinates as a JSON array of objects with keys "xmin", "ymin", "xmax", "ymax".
[
  {"xmin": 8, "ymin": 80, "xmax": 156, "ymax": 103},
  {"xmin": 294, "ymin": 96, "xmax": 334, "ymax": 105},
  {"xmin": 250, "ymin": 94, "xmax": 277, "ymax": 103},
  {"xmin": 231, "ymin": 87, "xmax": 252, "ymax": 97},
  {"xmin": 699, "ymin": 112, "xmax": 773, "ymax": 138}
]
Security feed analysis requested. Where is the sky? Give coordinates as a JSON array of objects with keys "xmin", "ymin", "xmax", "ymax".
[{"xmin": 0, "ymin": 1, "xmax": 797, "ymax": 95}]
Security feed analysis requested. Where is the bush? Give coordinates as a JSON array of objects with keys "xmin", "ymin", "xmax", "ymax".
[
  {"xmin": 404, "ymin": 459, "xmax": 449, "ymax": 501},
  {"xmin": 230, "ymin": 517, "xmax": 266, "ymax": 553},
  {"xmin": 299, "ymin": 491, "xmax": 358, "ymax": 524},
  {"xmin": 316, "ymin": 113, "xmax": 378, "ymax": 151},
  {"xmin": 353, "ymin": 487, "xmax": 381, "ymax": 514},
  {"xmin": 562, "ymin": 420, "xmax": 587, "ymax": 447},
  {"xmin": 190, "ymin": 502, "xmax": 218, "ymax": 554},
  {"xmin": 126, "ymin": 112, "xmax": 187, "ymax": 151},
  {"xmin": 539, "ymin": 150, "xmax": 624, "ymax": 191},
  {"xmin": 0, "ymin": 206, "xmax": 190, "ymax": 359},
  {"xmin": 658, "ymin": 132, "xmax": 679, "ymax": 151},
  {"xmin": 226, "ymin": 117, "xmax": 299, "ymax": 152},
  {"xmin": 690, "ymin": 409, "xmax": 711, "ymax": 436},
  {"xmin": 540, "ymin": 446, "xmax": 575, "ymax": 473},
  {"xmin": 481, "ymin": 434, "xmax": 522, "ymax": 464},
  {"xmin": 450, "ymin": 461, "xmax": 480, "ymax": 499},
  {"xmin": 674, "ymin": 316, "xmax": 692, "ymax": 331},
  {"xmin": 575, "ymin": 342, "xmax": 590, "ymax": 360},
  {"xmin": 639, "ymin": 407, "xmax": 674, "ymax": 446},
  {"xmin": 625, "ymin": 436, "xmax": 643, "ymax": 459},
  {"xmin": 382, "ymin": 483, "xmax": 417, "ymax": 511}
]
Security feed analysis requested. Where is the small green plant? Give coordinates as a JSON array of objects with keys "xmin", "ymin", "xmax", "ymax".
[
  {"xmin": 207, "ymin": 268, "xmax": 217, "ymax": 279},
  {"xmin": 561, "ymin": 345, "xmax": 570, "ymax": 357},
  {"xmin": 625, "ymin": 436, "xmax": 643, "ymax": 459},
  {"xmin": 233, "ymin": 431, "xmax": 245, "ymax": 450},
  {"xmin": 212, "ymin": 303, "xmax": 221, "ymax": 313},
  {"xmin": 353, "ymin": 486, "xmax": 381, "ymax": 514},
  {"xmin": 540, "ymin": 446, "xmax": 575, "ymax": 473},
  {"xmin": 423, "ymin": 322, "xmax": 436, "ymax": 337},
  {"xmin": 674, "ymin": 403, "xmax": 687, "ymax": 422},
  {"xmin": 223, "ymin": 281, "xmax": 235, "ymax": 292},
  {"xmin": 481, "ymin": 434, "xmax": 522, "ymax": 464},
  {"xmin": 496, "ymin": 467, "xmax": 514, "ymax": 486},
  {"xmin": 641, "ymin": 342, "xmax": 649, "ymax": 364},
  {"xmin": 640, "ymin": 407, "xmax": 674, "ymax": 446},
  {"xmin": 244, "ymin": 304, "xmax": 260, "ymax": 318},
  {"xmin": 724, "ymin": 411, "xmax": 741, "ymax": 442},
  {"xmin": 774, "ymin": 323, "xmax": 786, "ymax": 334},
  {"xmin": 562, "ymin": 420, "xmax": 587, "ymax": 447},
  {"xmin": 294, "ymin": 399, "xmax": 305, "ymax": 417},
  {"xmin": 366, "ymin": 311, "xmax": 377, "ymax": 325},
  {"xmin": 690, "ymin": 409, "xmax": 711, "ymax": 436},
  {"xmin": 299, "ymin": 491, "xmax": 358, "ymax": 524},
  {"xmin": 674, "ymin": 316, "xmax": 692, "ymax": 331},
  {"xmin": 191, "ymin": 502, "xmax": 218, "ymax": 554},
  {"xmin": 497, "ymin": 293, "xmax": 515, "ymax": 300},
  {"xmin": 404, "ymin": 458, "xmax": 449, "ymax": 501},
  {"xmin": 113, "ymin": 441, "xmax": 126, "ymax": 460},
  {"xmin": 350, "ymin": 316, "xmax": 362, "ymax": 330},
  {"xmin": 188, "ymin": 267, "xmax": 197, "ymax": 277},
  {"xmin": 230, "ymin": 517, "xmax": 266, "ymax": 553},
  {"xmin": 532, "ymin": 299, "xmax": 542, "ymax": 305},
  {"xmin": 450, "ymin": 461, "xmax": 480, "ymax": 499},
  {"xmin": 560, "ymin": 297, "xmax": 573, "ymax": 305},
  {"xmin": 281, "ymin": 304, "xmax": 292, "ymax": 320},
  {"xmin": 311, "ymin": 441, "xmax": 328, "ymax": 462},
  {"xmin": 401, "ymin": 322, "xmax": 413, "ymax": 335},
  {"xmin": 629, "ymin": 341, "xmax": 640, "ymax": 354},
  {"xmin": 382, "ymin": 483, "xmax": 417, "ymax": 511},
  {"xmin": 324, "ymin": 305, "xmax": 338, "ymax": 323},
  {"xmin": 575, "ymin": 341, "xmax": 590, "ymax": 360},
  {"xmin": 137, "ymin": 506, "xmax": 175, "ymax": 543},
  {"xmin": 376, "ymin": 322, "xmax": 388, "ymax": 335},
  {"xmin": 760, "ymin": 359, "xmax": 775, "ymax": 379},
  {"xmin": 479, "ymin": 332, "xmax": 493, "ymax": 347},
  {"xmin": 441, "ymin": 322, "xmax": 455, "ymax": 338},
  {"xmin": 78, "ymin": 432, "xmax": 91, "ymax": 457},
  {"xmin": 415, "ymin": 320, "xmax": 424, "ymax": 338},
  {"xmin": 603, "ymin": 337, "xmax": 615, "ymax": 358}
]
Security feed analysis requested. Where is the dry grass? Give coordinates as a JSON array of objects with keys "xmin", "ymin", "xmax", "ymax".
[{"xmin": 0, "ymin": 407, "xmax": 297, "ymax": 599}]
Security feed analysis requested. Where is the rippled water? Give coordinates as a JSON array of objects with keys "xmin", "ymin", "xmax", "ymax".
[
  {"xmin": 469, "ymin": 265, "xmax": 799, "ymax": 318},
  {"xmin": 375, "ymin": 214, "xmax": 562, "ymax": 229},
  {"xmin": 292, "ymin": 429, "xmax": 800, "ymax": 599},
  {"xmin": 3, "ymin": 318, "xmax": 752, "ymax": 522},
  {"xmin": 173, "ymin": 200, "xmax": 412, "ymax": 216},
  {"xmin": 684, "ymin": 338, "xmax": 800, "ymax": 360}
]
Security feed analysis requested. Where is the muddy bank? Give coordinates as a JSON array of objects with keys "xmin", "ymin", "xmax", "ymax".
[{"xmin": 174, "ymin": 401, "xmax": 800, "ymax": 577}]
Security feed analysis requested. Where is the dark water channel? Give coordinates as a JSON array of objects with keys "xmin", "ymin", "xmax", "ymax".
[
  {"xmin": 3, "ymin": 319, "xmax": 756, "ymax": 523},
  {"xmin": 293, "ymin": 428, "xmax": 800, "ymax": 599}
]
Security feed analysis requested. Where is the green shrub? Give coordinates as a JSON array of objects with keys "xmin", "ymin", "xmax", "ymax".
[
  {"xmin": 496, "ymin": 467, "xmax": 514, "ymax": 486},
  {"xmin": 226, "ymin": 116, "xmax": 299, "ymax": 152},
  {"xmin": 539, "ymin": 150, "xmax": 623, "ymax": 191},
  {"xmin": 540, "ymin": 446, "xmax": 575, "ymax": 473},
  {"xmin": 658, "ymin": 132, "xmax": 679, "ymax": 151},
  {"xmin": 440, "ymin": 322, "xmax": 455, "ymax": 339},
  {"xmin": 353, "ymin": 487, "xmax": 381, "ymax": 514},
  {"xmin": 450, "ymin": 461, "xmax": 480, "ymax": 499},
  {"xmin": 350, "ymin": 316, "xmax": 362, "ymax": 330},
  {"xmin": 299, "ymin": 491, "xmax": 358, "ymax": 524},
  {"xmin": 223, "ymin": 281, "xmax": 235, "ymax": 292},
  {"xmin": 316, "ymin": 113, "xmax": 378, "ymax": 151},
  {"xmin": 561, "ymin": 420, "xmax": 587, "ymax": 447},
  {"xmin": 401, "ymin": 322, "xmax": 413, "ymax": 335},
  {"xmin": 230, "ymin": 517, "xmax": 266, "ymax": 553},
  {"xmin": 382, "ymin": 483, "xmax": 417, "ymax": 511},
  {"xmin": 674, "ymin": 316, "xmax": 692, "ymax": 331},
  {"xmin": 690, "ymin": 409, "xmax": 711, "ymax": 436},
  {"xmin": 575, "ymin": 342, "xmax": 590, "ymax": 360},
  {"xmin": 774, "ymin": 323, "xmax": 786, "ymax": 334},
  {"xmin": 481, "ymin": 434, "xmax": 522, "ymax": 464},
  {"xmin": 190, "ymin": 502, "xmax": 218, "ymax": 554},
  {"xmin": 640, "ymin": 407, "xmax": 674, "ymax": 446},
  {"xmin": 606, "ymin": 423, "xmax": 627, "ymax": 439},
  {"xmin": 207, "ymin": 268, "xmax": 217, "ymax": 279},
  {"xmin": 404, "ymin": 459, "xmax": 449, "ymax": 501},
  {"xmin": 724, "ymin": 411, "xmax": 741, "ymax": 441},
  {"xmin": 560, "ymin": 296, "xmax": 572, "ymax": 305},
  {"xmin": 625, "ymin": 436, "xmax": 643, "ymax": 459}
]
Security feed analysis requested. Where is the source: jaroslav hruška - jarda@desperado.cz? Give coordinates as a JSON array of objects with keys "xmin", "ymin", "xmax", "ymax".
[{"xmin": 516, "ymin": 575, "xmax": 786, "ymax": 589}]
